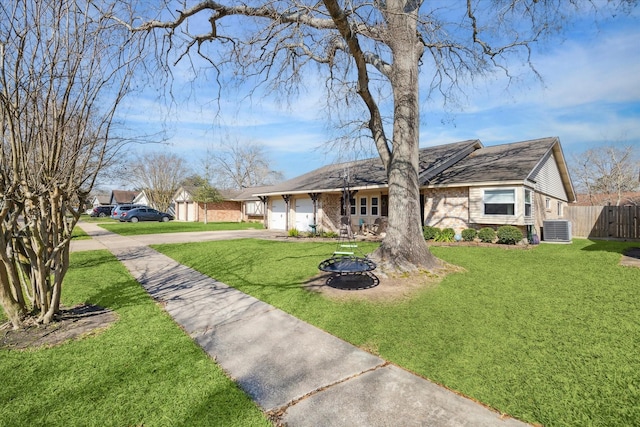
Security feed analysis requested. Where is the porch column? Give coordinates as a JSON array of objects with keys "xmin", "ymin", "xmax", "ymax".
[
  {"xmin": 258, "ymin": 196, "xmax": 268, "ymax": 229},
  {"xmin": 308, "ymin": 193, "xmax": 320, "ymax": 228},
  {"xmin": 282, "ymin": 195, "xmax": 291, "ymax": 231}
]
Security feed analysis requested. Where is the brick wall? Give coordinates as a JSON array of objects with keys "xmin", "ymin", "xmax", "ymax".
[
  {"xmin": 197, "ymin": 201, "xmax": 242, "ymax": 222},
  {"xmin": 319, "ymin": 194, "xmax": 341, "ymax": 232},
  {"xmin": 423, "ymin": 187, "xmax": 470, "ymax": 233}
]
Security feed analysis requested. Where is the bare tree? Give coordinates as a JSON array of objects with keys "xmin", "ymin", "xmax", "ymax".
[
  {"xmin": 571, "ymin": 145, "xmax": 640, "ymax": 206},
  {"xmin": 206, "ymin": 139, "xmax": 284, "ymax": 190},
  {"xmin": 126, "ymin": 0, "xmax": 636, "ymax": 273},
  {"xmin": 0, "ymin": 0, "xmax": 144, "ymax": 328},
  {"xmin": 128, "ymin": 152, "xmax": 188, "ymax": 212}
]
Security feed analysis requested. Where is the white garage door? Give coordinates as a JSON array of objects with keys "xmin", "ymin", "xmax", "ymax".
[
  {"xmin": 295, "ymin": 198, "xmax": 314, "ymax": 232},
  {"xmin": 270, "ymin": 199, "xmax": 287, "ymax": 230},
  {"xmin": 186, "ymin": 202, "xmax": 197, "ymax": 222}
]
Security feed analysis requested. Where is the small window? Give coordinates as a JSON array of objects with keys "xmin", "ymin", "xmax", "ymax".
[
  {"xmin": 524, "ymin": 190, "xmax": 532, "ymax": 217},
  {"xmin": 350, "ymin": 197, "xmax": 356, "ymax": 215},
  {"xmin": 484, "ymin": 189, "xmax": 515, "ymax": 215},
  {"xmin": 557, "ymin": 201, "xmax": 563, "ymax": 217},
  {"xmin": 371, "ymin": 197, "xmax": 379, "ymax": 216},
  {"xmin": 360, "ymin": 197, "xmax": 367, "ymax": 215},
  {"xmin": 545, "ymin": 198, "xmax": 551, "ymax": 210}
]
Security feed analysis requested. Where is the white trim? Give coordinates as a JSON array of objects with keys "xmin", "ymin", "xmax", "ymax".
[
  {"xmin": 423, "ymin": 180, "xmax": 526, "ymax": 189},
  {"xmin": 254, "ymin": 184, "xmax": 388, "ymax": 197}
]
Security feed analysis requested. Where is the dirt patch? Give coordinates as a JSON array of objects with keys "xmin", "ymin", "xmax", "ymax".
[
  {"xmin": 0, "ymin": 304, "xmax": 118, "ymax": 351},
  {"xmin": 621, "ymin": 247, "xmax": 640, "ymax": 268},
  {"xmin": 304, "ymin": 263, "xmax": 464, "ymax": 303}
]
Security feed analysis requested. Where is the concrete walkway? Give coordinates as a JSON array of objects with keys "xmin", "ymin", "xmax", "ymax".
[{"xmin": 75, "ymin": 222, "xmax": 528, "ymax": 427}]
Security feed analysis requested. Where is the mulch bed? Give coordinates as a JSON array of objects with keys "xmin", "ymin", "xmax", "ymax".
[
  {"xmin": 1, "ymin": 304, "xmax": 117, "ymax": 351},
  {"xmin": 621, "ymin": 247, "xmax": 640, "ymax": 268}
]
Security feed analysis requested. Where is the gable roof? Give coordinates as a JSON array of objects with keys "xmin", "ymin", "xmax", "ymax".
[
  {"xmin": 574, "ymin": 191, "xmax": 640, "ymax": 206},
  {"xmin": 226, "ymin": 186, "xmax": 274, "ymax": 201},
  {"xmin": 254, "ymin": 140, "xmax": 481, "ymax": 196},
  {"xmin": 111, "ymin": 190, "xmax": 138, "ymax": 204},
  {"xmin": 424, "ymin": 137, "xmax": 576, "ymax": 201},
  {"xmin": 91, "ymin": 194, "xmax": 111, "ymax": 205},
  {"xmin": 249, "ymin": 137, "xmax": 575, "ymax": 202},
  {"xmin": 173, "ymin": 185, "xmax": 263, "ymax": 202}
]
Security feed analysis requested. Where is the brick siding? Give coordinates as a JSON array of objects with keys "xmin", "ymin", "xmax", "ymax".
[
  {"xmin": 319, "ymin": 194, "xmax": 341, "ymax": 232},
  {"xmin": 423, "ymin": 187, "xmax": 470, "ymax": 233},
  {"xmin": 197, "ymin": 201, "xmax": 242, "ymax": 222}
]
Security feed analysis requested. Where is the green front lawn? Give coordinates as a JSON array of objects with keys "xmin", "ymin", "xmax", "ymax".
[
  {"xmin": 0, "ymin": 251, "xmax": 270, "ymax": 427},
  {"xmin": 70, "ymin": 226, "xmax": 91, "ymax": 240},
  {"xmin": 153, "ymin": 238, "xmax": 640, "ymax": 426},
  {"xmin": 98, "ymin": 221, "xmax": 264, "ymax": 236}
]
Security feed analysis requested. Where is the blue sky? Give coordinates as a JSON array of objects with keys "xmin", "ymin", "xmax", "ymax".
[{"xmin": 117, "ymin": 6, "xmax": 640, "ymax": 182}]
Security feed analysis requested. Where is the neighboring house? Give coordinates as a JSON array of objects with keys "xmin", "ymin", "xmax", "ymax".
[
  {"xmin": 574, "ymin": 191, "xmax": 640, "ymax": 207},
  {"xmin": 132, "ymin": 190, "xmax": 150, "ymax": 207},
  {"xmin": 251, "ymin": 137, "xmax": 576, "ymax": 238},
  {"xmin": 173, "ymin": 186, "xmax": 243, "ymax": 223},
  {"xmin": 109, "ymin": 190, "xmax": 139, "ymax": 206},
  {"xmin": 226, "ymin": 186, "xmax": 270, "ymax": 224},
  {"xmin": 90, "ymin": 194, "xmax": 111, "ymax": 207}
]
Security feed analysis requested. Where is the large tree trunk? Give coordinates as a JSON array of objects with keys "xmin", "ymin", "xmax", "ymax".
[{"xmin": 370, "ymin": 0, "xmax": 441, "ymax": 274}]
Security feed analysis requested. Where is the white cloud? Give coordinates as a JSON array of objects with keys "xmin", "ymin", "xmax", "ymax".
[{"xmin": 118, "ymin": 9, "xmax": 640, "ymax": 180}]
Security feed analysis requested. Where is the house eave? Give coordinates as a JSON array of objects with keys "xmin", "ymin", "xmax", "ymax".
[
  {"xmin": 421, "ymin": 180, "xmax": 527, "ymax": 189},
  {"xmin": 253, "ymin": 183, "xmax": 389, "ymax": 197}
]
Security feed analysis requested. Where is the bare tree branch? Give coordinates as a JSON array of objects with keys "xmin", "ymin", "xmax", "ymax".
[
  {"xmin": 206, "ymin": 139, "xmax": 284, "ymax": 189},
  {"xmin": 128, "ymin": 152, "xmax": 189, "ymax": 212},
  {"xmin": 126, "ymin": 0, "xmax": 637, "ymax": 273},
  {"xmin": 0, "ymin": 0, "xmax": 146, "ymax": 328}
]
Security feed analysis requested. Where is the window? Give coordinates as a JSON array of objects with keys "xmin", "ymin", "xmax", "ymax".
[
  {"xmin": 340, "ymin": 196, "xmax": 357, "ymax": 216},
  {"xmin": 484, "ymin": 189, "xmax": 515, "ymax": 215},
  {"xmin": 246, "ymin": 201, "xmax": 263, "ymax": 215},
  {"xmin": 360, "ymin": 197, "xmax": 367, "ymax": 215},
  {"xmin": 371, "ymin": 197, "xmax": 379, "ymax": 216},
  {"xmin": 545, "ymin": 198, "xmax": 551, "ymax": 210},
  {"xmin": 524, "ymin": 190, "xmax": 532, "ymax": 217},
  {"xmin": 557, "ymin": 201, "xmax": 563, "ymax": 216}
]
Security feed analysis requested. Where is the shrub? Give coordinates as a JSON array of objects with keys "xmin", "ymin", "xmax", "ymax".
[
  {"xmin": 288, "ymin": 228, "xmax": 299, "ymax": 237},
  {"xmin": 423, "ymin": 226, "xmax": 441, "ymax": 240},
  {"xmin": 477, "ymin": 227, "xmax": 496, "ymax": 243},
  {"xmin": 497, "ymin": 225, "xmax": 524, "ymax": 245},
  {"xmin": 321, "ymin": 231, "xmax": 338, "ymax": 238},
  {"xmin": 435, "ymin": 227, "xmax": 456, "ymax": 242},
  {"xmin": 461, "ymin": 228, "xmax": 477, "ymax": 242}
]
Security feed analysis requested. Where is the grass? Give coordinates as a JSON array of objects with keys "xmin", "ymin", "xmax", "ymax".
[
  {"xmin": 0, "ymin": 250, "xmax": 270, "ymax": 427},
  {"xmin": 70, "ymin": 226, "xmax": 91, "ymax": 240},
  {"xmin": 95, "ymin": 220, "xmax": 264, "ymax": 236},
  {"xmin": 152, "ymin": 238, "xmax": 640, "ymax": 426}
]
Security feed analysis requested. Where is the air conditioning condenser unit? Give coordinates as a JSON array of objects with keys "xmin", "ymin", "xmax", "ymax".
[{"xmin": 543, "ymin": 220, "xmax": 572, "ymax": 243}]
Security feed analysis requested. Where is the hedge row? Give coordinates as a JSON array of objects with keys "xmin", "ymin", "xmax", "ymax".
[{"xmin": 423, "ymin": 225, "xmax": 525, "ymax": 245}]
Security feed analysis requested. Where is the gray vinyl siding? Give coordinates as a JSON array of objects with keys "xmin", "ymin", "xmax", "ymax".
[{"xmin": 530, "ymin": 153, "xmax": 568, "ymax": 201}]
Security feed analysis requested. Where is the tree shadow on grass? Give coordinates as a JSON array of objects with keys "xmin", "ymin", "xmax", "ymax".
[
  {"xmin": 69, "ymin": 250, "xmax": 152, "ymax": 311},
  {"xmin": 580, "ymin": 239, "xmax": 640, "ymax": 255}
]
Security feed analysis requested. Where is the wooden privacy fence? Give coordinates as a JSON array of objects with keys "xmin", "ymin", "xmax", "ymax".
[{"xmin": 565, "ymin": 205, "xmax": 640, "ymax": 239}]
